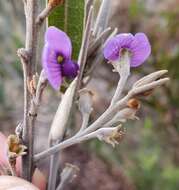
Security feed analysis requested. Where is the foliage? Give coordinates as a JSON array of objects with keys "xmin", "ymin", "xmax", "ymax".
[
  {"xmin": 48, "ymin": 0, "xmax": 85, "ymax": 60},
  {"xmin": 0, "ymin": 0, "xmax": 179, "ymax": 190}
]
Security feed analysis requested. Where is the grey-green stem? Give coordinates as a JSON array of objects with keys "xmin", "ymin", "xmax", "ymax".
[
  {"xmin": 34, "ymin": 74, "xmax": 169, "ymax": 162},
  {"xmin": 21, "ymin": 0, "xmax": 38, "ymax": 181}
]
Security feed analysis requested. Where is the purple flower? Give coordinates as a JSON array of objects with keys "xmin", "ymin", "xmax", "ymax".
[
  {"xmin": 103, "ymin": 33, "xmax": 151, "ymax": 67},
  {"xmin": 42, "ymin": 26, "xmax": 79, "ymax": 90}
]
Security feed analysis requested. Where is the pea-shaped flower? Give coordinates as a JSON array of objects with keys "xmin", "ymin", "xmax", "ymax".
[
  {"xmin": 103, "ymin": 33, "xmax": 151, "ymax": 67},
  {"xmin": 42, "ymin": 26, "xmax": 79, "ymax": 90}
]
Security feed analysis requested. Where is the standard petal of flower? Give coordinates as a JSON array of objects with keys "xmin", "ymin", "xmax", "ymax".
[
  {"xmin": 130, "ymin": 33, "xmax": 151, "ymax": 67},
  {"xmin": 103, "ymin": 33, "xmax": 134, "ymax": 61},
  {"xmin": 115, "ymin": 33, "xmax": 134, "ymax": 48},
  {"xmin": 62, "ymin": 60, "xmax": 79, "ymax": 78},
  {"xmin": 103, "ymin": 37, "xmax": 121, "ymax": 61},
  {"xmin": 42, "ymin": 44, "xmax": 62, "ymax": 90},
  {"xmin": 45, "ymin": 26, "xmax": 72, "ymax": 59}
]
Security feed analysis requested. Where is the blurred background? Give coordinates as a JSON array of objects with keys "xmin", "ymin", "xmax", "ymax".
[{"xmin": 0, "ymin": 0, "xmax": 179, "ymax": 189}]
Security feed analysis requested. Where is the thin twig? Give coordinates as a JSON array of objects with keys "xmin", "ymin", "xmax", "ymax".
[
  {"xmin": 88, "ymin": 27, "xmax": 111, "ymax": 56},
  {"xmin": 35, "ymin": 70, "xmax": 48, "ymax": 105},
  {"xmin": 36, "ymin": 0, "xmax": 64, "ymax": 27},
  {"xmin": 76, "ymin": 6, "xmax": 94, "ymax": 91},
  {"xmin": 83, "ymin": 28, "xmax": 118, "ymax": 82},
  {"xmin": 110, "ymin": 52, "xmax": 131, "ymax": 106},
  {"xmin": 34, "ymin": 128, "xmax": 100, "ymax": 162},
  {"xmin": 48, "ymin": 142, "xmax": 60, "ymax": 190},
  {"xmin": 80, "ymin": 77, "xmax": 170, "ymax": 136},
  {"xmin": 34, "ymin": 76, "xmax": 169, "ymax": 162},
  {"xmin": 36, "ymin": 5, "xmax": 53, "ymax": 27},
  {"xmin": 93, "ymin": 0, "xmax": 111, "ymax": 37},
  {"xmin": 17, "ymin": 48, "xmax": 30, "ymax": 179},
  {"xmin": 110, "ymin": 75, "xmax": 128, "ymax": 106},
  {"xmin": 85, "ymin": 0, "xmax": 94, "ymax": 25},
  {"xmin": 20, "ymin": 0, "xmax": 39, "ymax": 181},
  {"xmin": 27, "ymin": 71, "xmax": 47, "ymax": 177},
  {"xmin": 78, "ymin": 113, "xmax": 90, "ymax": 133}
]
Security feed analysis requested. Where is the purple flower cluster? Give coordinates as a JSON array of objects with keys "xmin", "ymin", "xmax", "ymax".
[
  {"xmin": 103, "ymin": 33, "xmax": 151, "ymax": 67},
  {"xmin": 41, "ymin": 27, "xmax": 151, "ymax": 90},
  {"xmin": 42, "ymin": 26, "xmax": 79, "ymax": 90}
]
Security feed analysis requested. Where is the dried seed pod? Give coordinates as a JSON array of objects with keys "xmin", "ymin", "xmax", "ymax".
[{"xmin": 127, "ymin": 98, "xmax": 140, "ymax": 109}]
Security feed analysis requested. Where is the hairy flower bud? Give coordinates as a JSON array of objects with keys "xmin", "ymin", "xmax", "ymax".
[
  {"xmin": 60, "ymin": 163, "xmax": 79, "ymax": 186},
  {"xmin": 49, "ymin": 79, "xmax": 77, "ymax": 141},
  {"xmin": 105, "ymin": 108, "xmax": 139, "ymax": 127},
  {"xmin": 78, "ymin": 88, "xmax": 93, "ymax": 116}
]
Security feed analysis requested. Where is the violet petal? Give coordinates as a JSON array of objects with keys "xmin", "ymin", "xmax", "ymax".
[
  {"xmin": 130, "ymin": 33, "xmax": 151, "ymax": 67},
  {"xmin": 45, "ymin": 26, "xmax": 72, "ymax": 59},
  {"xmin": 62, "ymin": 60, "xmax": 79, "ymax": 79},
  {"xmin": 103, "ymin": 33, "xmax": 134, "ymax": 61},
  {"xmin": 42, "ymin": 44, "xmax": 62, "ymax": 90}
]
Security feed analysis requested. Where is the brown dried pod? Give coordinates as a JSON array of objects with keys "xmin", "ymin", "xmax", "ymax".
[
  {"xmin": 127, "ymin": 98, "xmax": 140, "ymax": 109},
  {"xmin": 48, "ymin": 0, "xmax": 64, "ymax": 8}
]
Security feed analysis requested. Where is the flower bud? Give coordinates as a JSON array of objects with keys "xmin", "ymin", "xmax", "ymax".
[
  {"xmin": 105, "ymin": 108, "xmax": 139, "ymax": 127},
  {"xmin": 78, "ymin": 88, "xmax": 93, "ymax": 116},
  {"xmin": 133, "ymin": 70, "xmax": 168, "ymax": 88},
  {"xmin": 49, "ymin": 79, "xmax": 77, "ymax": 141},
  {"xmin": 60, "ymin": 163, "xmax": 79, "ymax": 186}
]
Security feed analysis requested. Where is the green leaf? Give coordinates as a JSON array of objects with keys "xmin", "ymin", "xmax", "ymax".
[{"xmin": 48, "ymin": 0, "xmax": 85, "ymax": 60}]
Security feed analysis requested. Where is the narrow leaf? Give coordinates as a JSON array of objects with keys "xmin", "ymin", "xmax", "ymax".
[{"xmin": 48, "ymin": 0, "xmax": 85, "ymax": 60}]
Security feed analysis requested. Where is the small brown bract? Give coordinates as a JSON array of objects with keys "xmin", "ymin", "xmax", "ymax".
[{"xmin": 127, "ymin": 98, "xmax": 140, "ymax": 109}]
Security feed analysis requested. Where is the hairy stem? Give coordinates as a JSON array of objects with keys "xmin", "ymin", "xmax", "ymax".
[{"xmin": 34, "ymin": 76, "xmax": 169, "ymax": 162}]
